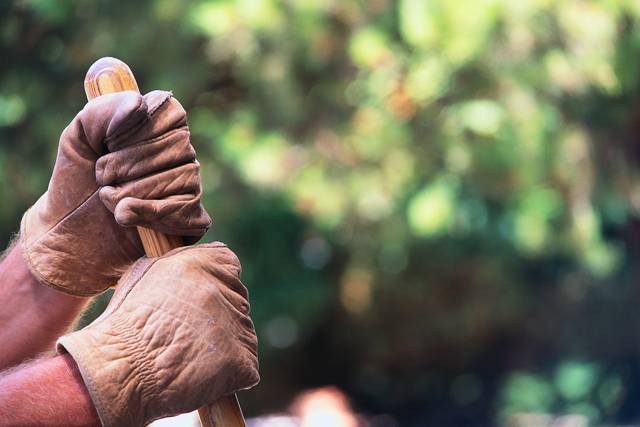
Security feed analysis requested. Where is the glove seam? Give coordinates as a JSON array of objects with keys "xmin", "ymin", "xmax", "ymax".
[
  {"xmin": 90, "ymin": 258, "xmax": 157, "ymax": 326},
  {"xmin": 112, "ymin": 126, "xmax": 188, "ymax": 154},
  {"xmin": 93, "ymin": 244, "xmax": 227, "ymax": 323},
  {"xmin": 98, "ymin": 243, "xmax": 227, "ymax": 322},
  {"xmin": 102, "ymin": 94, "xmax": 147, "ymax": 144},
  {"xmin": 104, "ymin": 92, "xmax": 173, "ymax": 149},
  {"xmin": 147, "ymin": 91, "xmax": 173, "ymax": 116}
]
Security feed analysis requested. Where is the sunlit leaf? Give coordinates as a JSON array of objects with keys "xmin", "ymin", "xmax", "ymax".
[
  {"xmin": 407, "ymin": 176, "xmax": 458, "ymax": 237},
  {"xmin": 554, "ymin": 361, "xmax": 599, "ymax": 401}
]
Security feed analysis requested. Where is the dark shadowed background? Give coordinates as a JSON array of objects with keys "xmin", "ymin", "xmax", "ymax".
[{"xmin": 3, "ymin": 0, "xmax": 640, "ymax": 426}]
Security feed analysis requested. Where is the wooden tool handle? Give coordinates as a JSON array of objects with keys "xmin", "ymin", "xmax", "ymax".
[{"xmin": 85, "ymin": 57, "xmax": 246, "ymax": 427}]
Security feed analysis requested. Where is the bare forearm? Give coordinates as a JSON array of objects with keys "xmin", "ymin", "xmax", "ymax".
[
  {"xmin": 0, "ymin": 239, "xmax": 91, "ymax": 369},
  {"xmin": 0, "ymin": 354, "xmax": 100, "ymax": 426}
]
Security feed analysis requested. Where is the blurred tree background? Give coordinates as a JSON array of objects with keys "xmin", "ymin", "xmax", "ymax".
[{"xmin": 4, "ymin": 0, "xmax": 640, "ymax": 425}]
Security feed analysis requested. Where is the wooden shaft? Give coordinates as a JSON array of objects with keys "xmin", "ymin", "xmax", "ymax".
[{"xmin": 85, "ymin": 56, "xmax": 246, "ymax": 427}]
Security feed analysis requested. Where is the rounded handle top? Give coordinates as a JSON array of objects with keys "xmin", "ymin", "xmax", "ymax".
[{"xmin": 84, "ymin": 57, "xmax": 140, "ymax": 100}]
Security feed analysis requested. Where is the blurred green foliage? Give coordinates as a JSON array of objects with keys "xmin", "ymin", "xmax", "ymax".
[{"xmin": 5, "ymin": 0, "xmax": 640, "ymax": 425}]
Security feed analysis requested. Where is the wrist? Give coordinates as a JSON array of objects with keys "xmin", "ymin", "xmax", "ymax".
[
  {"xmin": 0, "ymin": 239, "xmax": 91, "ymax": 369},
  {"xmin": 57, "ymin": 313, "xmax": 150, "ymax": 427},
  {"xmin": 0, "ymin": 355, "xmax": 100, "ymax": 426}
]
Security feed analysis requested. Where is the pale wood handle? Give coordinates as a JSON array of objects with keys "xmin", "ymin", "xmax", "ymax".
[{"xmin": 85, "ymin": 56, "xmax": 246, "ymax": 427}]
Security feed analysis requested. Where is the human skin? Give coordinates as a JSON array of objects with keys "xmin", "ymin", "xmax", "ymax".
[
  {"xmin": 0, "ymin": 240, "xmax": 91, "ymax": 370},
  {"xmin": 0, "ymin": 354, "xmax": 100, "ymax": 426},
  {"xmin": 0, "ymin": 239, "xmax": 99, "ymax": 425}
]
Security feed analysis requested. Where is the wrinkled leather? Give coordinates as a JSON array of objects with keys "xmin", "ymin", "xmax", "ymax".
[
  {"xmin": 21, "ymin": 91, "xmax": 211, "ymax": 296},
  {"xmin": 57, "ymin": 243, "xmax": 259, "ymax": 427}
]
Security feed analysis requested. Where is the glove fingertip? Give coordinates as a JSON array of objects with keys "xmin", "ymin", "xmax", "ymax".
[
  {"xmin": 99, "ymin": 186, "xmax": 118, "ymax": 213},
  {"xmin": 113, "ymin": 199, "xmax": 139, "ymax": 227},
  {"xmin": 200, "ymin": 210, "xmax": 213, "ymax": 232},
  {"xmin": 95, "ymin": 157, "xmax": 108, "ymax": 186},
  {"xmin": 143, "ymin": 90, "xmax": 176, "ymax": 116},
  {"xmin": 106, "ymin": 92, "xmax": 146, "ymax": 139}
]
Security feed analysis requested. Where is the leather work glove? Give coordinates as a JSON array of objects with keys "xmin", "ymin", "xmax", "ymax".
[
  {"xmin": 21, "ymin": 90, "xmax": 211, "ymax": 296},
  {"xmin": 57, "ymin": 243, "xmax": 259, "ymax": 427}
]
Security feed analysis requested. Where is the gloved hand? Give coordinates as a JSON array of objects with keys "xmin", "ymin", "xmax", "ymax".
[
  {"xmin": 21, "ymin": 91, "xmax": 211, "ymax": 296},
  {"xmin": 57, "ymin": 243, "xmax": 259, "ymax": 427}
]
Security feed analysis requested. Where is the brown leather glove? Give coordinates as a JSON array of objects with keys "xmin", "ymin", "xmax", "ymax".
[
  {"xmin": 21, "ymin": 90, "xmax": 211, "ymax": 296},
  {"xmin": 57, "ymin": 243, "xmax": 259, "ymax": 427}
]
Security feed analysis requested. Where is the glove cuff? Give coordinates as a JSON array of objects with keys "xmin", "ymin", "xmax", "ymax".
[
  {"xmin": 57, "ymin": 323, "xmax": 149, "ymax": 427},
  {"xmin": 55, "ymin": 256, "xmax": 161, "ymax": 426},
  {"xmin": 19, "ymin": 203, "xmax": 82, "ymax": 296},
  {"xmin": 20, "ymin": 193, "xmax": 138, "ymax": 297}
]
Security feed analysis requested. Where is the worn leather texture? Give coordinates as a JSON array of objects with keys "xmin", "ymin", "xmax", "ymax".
[
  {"xmin": 57, "ymin": 243, "xmax": 259, "ymax": 427},
  {"xmin": 21, "ymin": 91, "xmax": 211, "ymax": 296}
]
